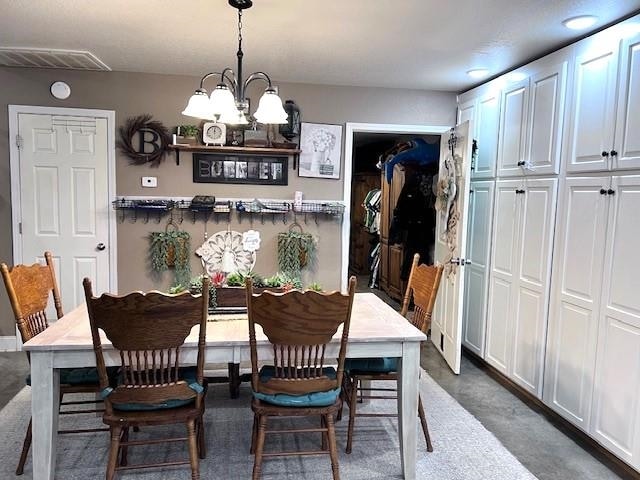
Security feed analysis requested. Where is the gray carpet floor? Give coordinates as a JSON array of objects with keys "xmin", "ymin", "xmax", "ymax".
[{"xmin": 0, "ymin": 372, "xmax": 537, "ymax": 479}]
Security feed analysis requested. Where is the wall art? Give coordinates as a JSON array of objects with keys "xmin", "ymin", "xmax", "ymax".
[
  {"xmin": 298, "ymin": 122, "xmax": 342, "ymax": 179},
  {"xmin": 193, "ymin": 153, "xmax": 288, "ymax": 185},
  {"xmin": 117, "ymin": 114, "xmax": 171, "ymax": 166}
]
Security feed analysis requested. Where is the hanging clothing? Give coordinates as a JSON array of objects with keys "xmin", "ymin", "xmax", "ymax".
[
  {"xmin": 389, "ymin": 173, "xmax": 437, "ymax": 279},
  {"xmin": 363, "ymin": 188, "xmax": 382, "ymax": 234},
  {"xmin": 384, "ymin": 138, "xmax": 439, "ymax": 183}
]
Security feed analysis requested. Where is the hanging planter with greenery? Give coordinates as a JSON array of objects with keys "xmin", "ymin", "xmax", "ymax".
[
  {"xmin": 149, "ymin": 222, "xmax": 191, "ymax": 286},
  {"xmin": 277, "ymin": 224, "xmax": 316, "ymax": 278}
]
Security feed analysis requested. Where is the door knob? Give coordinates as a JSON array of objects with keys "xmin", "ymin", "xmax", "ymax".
[{"xmin": 96, "ymin": 243, "xmax": 106, "ymax": 251}]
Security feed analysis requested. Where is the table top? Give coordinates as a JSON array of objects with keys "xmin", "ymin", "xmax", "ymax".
[{"xmin": 23, "ymin": 292, "xmax": 427, "ymax": 352}]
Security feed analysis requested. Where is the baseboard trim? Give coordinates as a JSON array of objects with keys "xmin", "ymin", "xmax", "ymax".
[
  {"xmin": 462, "ymin": 346, "xmax": 640, "ymax": 480},
  {"xmin": 0, "ymin": 335, "xmax": 17, "ymax": 352}
]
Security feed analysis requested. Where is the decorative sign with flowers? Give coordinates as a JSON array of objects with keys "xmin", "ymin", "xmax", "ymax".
[{"xmin": 298, "ymin": 122, "xmax": 343, "ymax": 179}]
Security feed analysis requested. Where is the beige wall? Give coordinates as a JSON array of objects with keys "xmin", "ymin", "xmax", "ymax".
[{"xmin": 0, "ymin": 66, "xmax": 456, "ymax": 336}]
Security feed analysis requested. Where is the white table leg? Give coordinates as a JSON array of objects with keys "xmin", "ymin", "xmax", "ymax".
[
  {"xmin": 398, "ymin": 342, "xmax": 419, "ymax": 480},
  {"xmin": 31, "ymin": 351, "xmax": 60, "ymax": 480}
]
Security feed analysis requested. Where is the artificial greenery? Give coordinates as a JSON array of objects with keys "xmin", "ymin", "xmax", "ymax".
[
  {"xmin": 149, "ymin": 230, "xmax": 191, "ymax": 286},
  {"xmin": 179, "ymin": 125, "xmax": 199, "ymax": 137},
  {"xmin": 189, "ymin": 275, "xmax": 217, "ymax": 309},
  {"xmin": 277, "ymin": 229, "xmax": 316, "ymax": 278},
  {"xmin": 168, "ymin": 284, "xmax": 186, "ymax": 294},
  {"xmin": 306, "ymin": 282, "xmax": 323, "ymax": 292},
  {"xmin": 264, "ymin": 272, "xmax": 303, "ymax": 290},
  {"xmin": 225, "ymin": 270, "xmax": 265, "ymax": 287}
]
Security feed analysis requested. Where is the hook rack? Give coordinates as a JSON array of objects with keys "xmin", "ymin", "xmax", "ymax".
[{"xmin": 113, "ymin": 196, "xmax": 345, "ymax": 225}]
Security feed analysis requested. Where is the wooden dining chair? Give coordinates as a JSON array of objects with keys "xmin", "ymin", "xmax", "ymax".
[
  {"xmin": 83, "ymin": 277, "xmax": 210, "ymax": 480},
  {"xmin": 1, "ymin": 252, "xmax": 109, "ymax": 475},
  {"xmin": 246, "ymin": 276, "xmax": 357, "ymax": 480},
  {"xmin": 341, "ymin": 253, "xmax": 443, "ymax": 454}
]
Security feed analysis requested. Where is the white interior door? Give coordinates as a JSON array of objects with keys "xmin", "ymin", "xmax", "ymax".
[
  {"xmin": 432, "ymin": 122, "xmax": 473, "ymax": 374},
  {"xmin": 17, "ymin": 113, "xmax": 112, "ymax": 315}
]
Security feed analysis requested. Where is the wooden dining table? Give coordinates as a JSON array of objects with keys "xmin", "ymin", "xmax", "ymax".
[{"xmin": 23, "ymin": 292, "xmax": 427, "ymax": 479}]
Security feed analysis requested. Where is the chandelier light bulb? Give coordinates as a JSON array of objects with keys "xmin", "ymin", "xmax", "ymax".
[{"xmin": 254, "ymin": 88, "xmax": 288, "ymax": 124}]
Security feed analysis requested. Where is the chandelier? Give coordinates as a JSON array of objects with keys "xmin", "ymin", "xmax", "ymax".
[{"xmin": 182, "ymin": 0, "xmax": 288, "ymax": 125}]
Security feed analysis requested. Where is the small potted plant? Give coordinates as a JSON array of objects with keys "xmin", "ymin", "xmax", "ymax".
[{"xmin": 177, "ymin": 125, "xmax": 200, "ymax": 145}]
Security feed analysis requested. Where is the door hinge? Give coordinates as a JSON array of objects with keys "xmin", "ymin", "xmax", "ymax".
[
  {"xmin": 18, "ymin": 222, "xmax": 22, "ymax": 234},
  {"xmin": 15, "ymin": 134, "xmax": 23, "ymax": 149}
]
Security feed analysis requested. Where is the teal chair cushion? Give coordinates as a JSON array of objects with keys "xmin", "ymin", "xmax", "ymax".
[
  {"xmin": 101, "ymin": 366, "xmax": 205, "ymax": 412},
  {"xmin": 26, "ymin": 366, "xmax": 119, "ymax": 386},
  {"xmin": 344, "ymin": 357, "xmax": 398, "ymax": 374},
  {"xmin": 252, "ymin": 365, "xmax": 340, "ymax": 407}
]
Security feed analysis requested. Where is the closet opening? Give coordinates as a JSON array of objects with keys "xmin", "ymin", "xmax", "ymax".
[{"xmin": 347, "ymin": 130, "xmax": 441, "ymax": 302}]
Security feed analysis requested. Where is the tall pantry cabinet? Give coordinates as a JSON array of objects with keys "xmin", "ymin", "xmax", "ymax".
[
  {"xmin": 458, "ymin": 19, "xmax": 640, "ymax": 471},
  {"xmin": 483, "ymin": 58, "xmax": 565, "ymax": 397},
  {"xmin": 544, "ymin": 27, "xmax": 640, "ymax": 469},
  {"xmin": 458, "ymin": 84, "xmax": 500, "ymax": 358}
]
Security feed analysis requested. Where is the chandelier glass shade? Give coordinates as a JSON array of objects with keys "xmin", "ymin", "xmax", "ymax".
[{"xmin": 182, "ymin": 1, "xmax": 288, "ymax": 125}]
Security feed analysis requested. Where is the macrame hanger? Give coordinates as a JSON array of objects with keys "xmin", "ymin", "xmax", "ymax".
[
  {"xmin": 165, "ymin": 216, "xmax": 179, "ymax": 233},
  {"xmin": 289, "ymin": 220, "xmax": 303, "ymax": 233}
]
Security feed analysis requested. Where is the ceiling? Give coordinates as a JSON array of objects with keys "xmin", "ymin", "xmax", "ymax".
[{"xmin": 1, "ymin": 0, "xmax": 640, "ymax": 92}]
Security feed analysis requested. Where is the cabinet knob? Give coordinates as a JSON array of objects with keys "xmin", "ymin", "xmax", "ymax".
[
  {"xmin": 600, "ymin": 188, "xmax": 607, "ymax": 195},
  {"xmin": 515, "ymin": 189, "xmax": 525, "ymax": 194},
  {"xmin": 607, "ymin": 189, "xmax": 615, "ymax": 195},
  {"xmin": 517, "ymin": 161, "xmax": 526, "ymax": 167},
  {"xmin": 610, "ymin": 150, "xmax": 618, "ymax": 157},
  {"xmin": 601, "ymin": 151, "xmax": 610, "ymax": 158}
]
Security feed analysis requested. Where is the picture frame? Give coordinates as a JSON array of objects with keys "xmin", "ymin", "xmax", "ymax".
[
  {"xmin": 298, "ymin": 122, "xmax": 343, "ymax": 179},
  {"xmin": 193, "ymin": 153, "xmax": 288, "ymax": 185}
]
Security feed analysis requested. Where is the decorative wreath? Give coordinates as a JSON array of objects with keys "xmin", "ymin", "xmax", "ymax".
[{"xmin": 117, "ymin": 114, "xmax": 171, "ymax": 166}]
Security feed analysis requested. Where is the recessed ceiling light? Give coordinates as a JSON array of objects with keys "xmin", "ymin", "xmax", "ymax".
[
  {"xmin": 506, "ymin": 71, "xmax": 527, "ymax": 82},
  {"xmin": 562, "ymin": 15, "xmax": 598, "ymax": 30},
  {"xmin": 467, "ymin": 68, "xmax": 489, "ymax": 79}
]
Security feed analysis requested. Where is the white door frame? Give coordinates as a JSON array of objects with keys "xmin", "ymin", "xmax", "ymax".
[
  {"xmin": 8, "ymin": 105, "xmax": 118, "ymax": 349},
  {"xmin": 341, "ymin": 122, "xmax": 451, "ymax": 290}
]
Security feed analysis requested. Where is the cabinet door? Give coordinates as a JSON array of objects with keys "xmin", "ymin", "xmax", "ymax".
[
  {"xmin": 566, "ymin": 38, "xmax": 619, "ymax": 172},
  {"xmin": 525, "ymin": 63, "xmax": 567, "ymax": 175},
  {"xmin": 511, "ymin": 178, "xmax": 558, "ymax": 397},
  {"xmin": 543, "ymin": 177, "xmax": 609, "ymax": 431},
  {"xmin": 388, "ymin": 244, "xmax": 404, "ymax": 301},
  {"xmin": 613, "ymin": 32, "xmax": 640, "ymax": 171},
  {"xmin": 458, "ymin": 98, "xmax": 477, "ymax": 132},
  {"xmin": 497, "ymin": 79, "xmax": 529, "ymax": 177},
  {"xmin": 486, "ymin": 180, "xmax": 521, "ymax": 373},
  {"xmin": 462, "ymin": 180, "xmax": 495, "ymax": 357},
  {"xmin": 474, "ymin": 92, "xmax": 501, "ymax": 179},
  {"xmin": 591, "ymin": 175, "xmax": 640, "ymax": 466}
]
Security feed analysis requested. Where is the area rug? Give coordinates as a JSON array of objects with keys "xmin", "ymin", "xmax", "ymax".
[{"xmin": 0, "ymin": 372, "xmax": 537, "ymax": 479}]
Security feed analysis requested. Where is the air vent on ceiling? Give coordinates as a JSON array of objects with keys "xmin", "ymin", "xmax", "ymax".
[{"xmin": 0, "ymin": 47, "xmax": 110, "ymax": 71}]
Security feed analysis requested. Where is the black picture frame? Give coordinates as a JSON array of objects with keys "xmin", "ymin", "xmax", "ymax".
[{"xmin": 193, "ymin": 153, "xmax": 288, "ymax": 185}]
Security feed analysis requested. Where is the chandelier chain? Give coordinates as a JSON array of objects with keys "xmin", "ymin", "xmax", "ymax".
[{"xmin": 238, "ymin": 9, "xmax": 243, "ymax": 50}]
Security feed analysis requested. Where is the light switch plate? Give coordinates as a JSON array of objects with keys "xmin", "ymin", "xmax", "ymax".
[{"xmin": 142, "ymin": 176, "xmax": 157, "ymax": 187}]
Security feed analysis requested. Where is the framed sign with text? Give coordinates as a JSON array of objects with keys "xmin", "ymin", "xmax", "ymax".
[{"xmin": 193, "ymin": 153, "xmax": 288, "ymax": 185}]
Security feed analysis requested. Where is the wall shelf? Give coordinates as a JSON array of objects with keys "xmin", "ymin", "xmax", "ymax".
[
  {"xmin": 168, "ymin": 144, "xmax": 301, "ymax": 166},
  {"xmin": 112, "ymin": 196, "xmax": 344, "ymax": 225}
]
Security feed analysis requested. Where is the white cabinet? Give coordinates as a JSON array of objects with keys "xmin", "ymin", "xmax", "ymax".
[
  {"xmin": 474, "ymin": 92, "xmax": 501, "ymax": 179},
  {"xmin": 497, "ymin": 63, "xmax": 567, "ymax": 177},
  {"xmin": 497, "ymin": 81, "xmax": 529, "ymax": 177},
  {"xmin": 543, "ymin": 177, "xmax": 609, "ymax": 430},
  {"xmin": 591, "ymin": 175, "xmax": 640, "ymax": 467},
  {"xmin": 462, "ymin": 180, "xmax": 495, "ymax": 357},
  {"xmin": 486, "ymin": 178, "xmax": 558, "ymax": 396},
  {"xmin": 545, "ymin": 175, "xmax": 640, "ymax": 469},
  {"xmin": 613, "ymin": 32, "xmax": 640, "ymax": 171},
  {"xmin": 566, "ymin": 30, "xmax": 640, "ymax": 173},
  {"xmin": 458, "ymin": 89, "xmax": 501, "ymax": 179}
]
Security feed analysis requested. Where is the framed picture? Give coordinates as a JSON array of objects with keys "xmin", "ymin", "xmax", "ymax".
[
  {"xmin": 298, "ymin": 122, "xmax": 343, "ymax": 179},
  {"xmin": 193, "ymin": 153, "xmax": 288, "ymax": 185}
]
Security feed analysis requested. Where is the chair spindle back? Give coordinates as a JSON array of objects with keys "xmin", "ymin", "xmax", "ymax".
[
  {"xmin": 400, "ymin": 253, "xmax": 444, "ymax": 334},
  {"xmin": 0, "ymin": 251, "xmax": 63, "ymax": 343},
  {"xmin": 83, "ymin": 278, "xmax": 209, "ymax": 413},
  {"xmin": 246, "ymin": 277, "xmax": 357, "ymax": 396}
]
